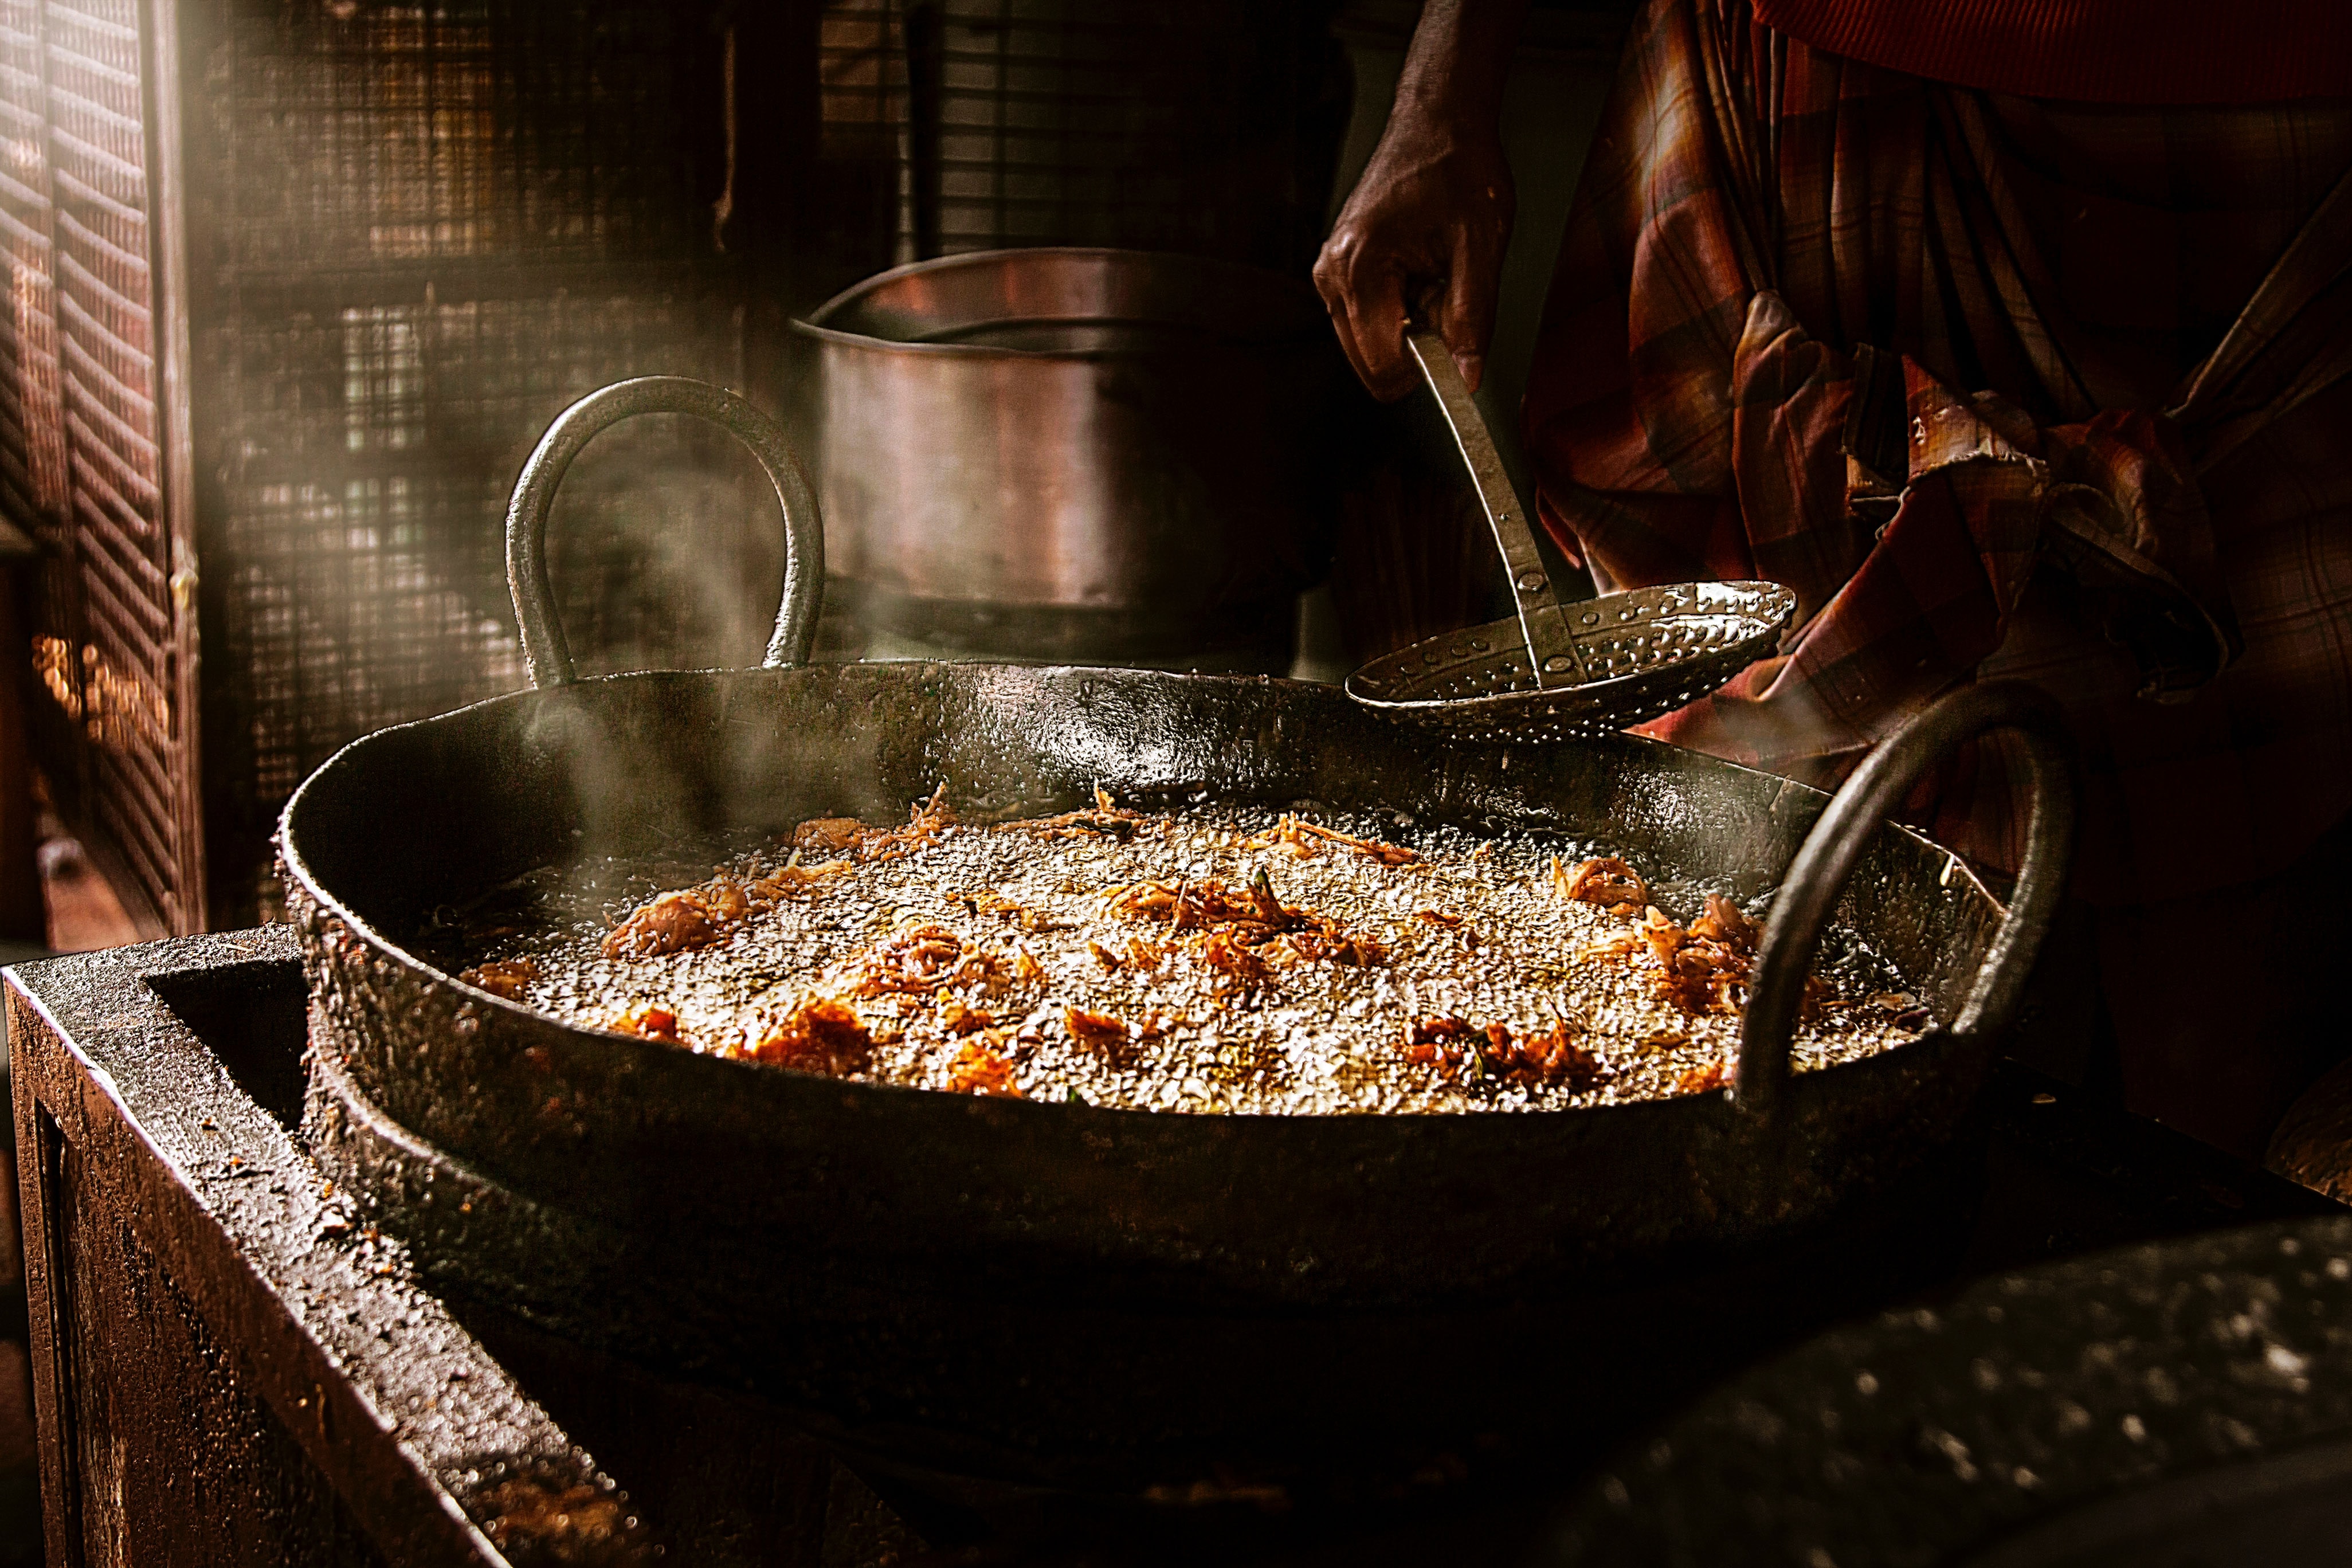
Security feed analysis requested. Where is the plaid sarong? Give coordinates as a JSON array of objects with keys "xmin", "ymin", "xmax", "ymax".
[{"xmin": 1524, "ymin": 0, "xmax": 2352, "ymax": 910}]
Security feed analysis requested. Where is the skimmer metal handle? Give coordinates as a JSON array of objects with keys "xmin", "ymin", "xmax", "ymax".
[
  {"xmin": 1734, "ymin": 680, "xmax": 2077, "ymax": 1117},
  {"xmin": 505, "ymin": 375, "xmax": 827, "ymax": 689},
  {"xmin": 1405, "ymin": 327, "xmax": 1581, "ymax": 689}
]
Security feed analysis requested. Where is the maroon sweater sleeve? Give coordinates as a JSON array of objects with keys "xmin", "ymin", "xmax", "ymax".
[{"xmin": 1754, "ymin": 0, "xmax": 2352, "ymax": 103}]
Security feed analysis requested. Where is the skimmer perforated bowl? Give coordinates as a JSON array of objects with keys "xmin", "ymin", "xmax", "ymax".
[
  {"xmin": 1344, "ymin": 579, "xmax": 1798, "ymax": 743},
  {"xmin": 1344, "ymin": 326, "xmax": 1796, "ymax": 743}
]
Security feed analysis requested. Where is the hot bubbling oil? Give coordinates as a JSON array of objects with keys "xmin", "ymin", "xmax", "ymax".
[{"xmin": 444, "ymin": 801, "xmax": 1924, "ymax": 1115}]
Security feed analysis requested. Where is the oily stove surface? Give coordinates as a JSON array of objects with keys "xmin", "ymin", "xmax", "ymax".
[{"xmin": 4, "ymin": 928, "xmax": 2342, "ymax": 1566}]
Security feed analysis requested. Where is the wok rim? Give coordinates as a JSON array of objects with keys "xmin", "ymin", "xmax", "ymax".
[{"xmin": 277, "ymin": 660, "xmax": 2000, "ymax": 1132}]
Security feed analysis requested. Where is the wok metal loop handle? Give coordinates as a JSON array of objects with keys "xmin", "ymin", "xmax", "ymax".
[
  {"xmin": 505, "ymin": 375, "xmax": 826, "ymax": 689},
  {"xmin": 1734, "ymin": 680, "xmax": 2077, "ymax": 1118}
]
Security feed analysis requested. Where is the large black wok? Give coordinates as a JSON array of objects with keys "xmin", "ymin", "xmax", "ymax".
[{"xmin": 283, "ymin": 378, "xmax": 2073, "ymax": 1487}]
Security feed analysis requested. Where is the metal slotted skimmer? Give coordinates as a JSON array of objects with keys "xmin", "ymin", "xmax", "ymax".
[{"xmin": 1345, "ymin": 328, "xmax": 1796, "ymax": 744}]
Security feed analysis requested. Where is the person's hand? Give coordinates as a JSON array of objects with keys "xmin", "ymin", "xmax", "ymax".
[{"xmin": 1315, "ymin": 109, "xmax": 1515, "ymax": 401}]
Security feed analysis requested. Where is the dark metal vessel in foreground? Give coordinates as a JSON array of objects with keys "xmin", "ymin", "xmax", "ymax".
[{"xmin": 278, "ymin": 379, "xmax": 2072, "ymax": 1483}]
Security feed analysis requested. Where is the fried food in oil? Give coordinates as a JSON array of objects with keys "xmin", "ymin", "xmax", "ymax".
[
  {"xmin": 1555, "ymin": 856, "xmax": 1651, "ymax": 911},
  {"xmin": 469, "ymin": 795, "xmax": 1919, "ymax": 1114},
  {"xmin": 947, "ymin": 1039, "xmax": 1022, "ymax": 1097},
  {"xmin": 460, "ymin": 958, "xmax": 538, "ymax": 999},
  {"xmin": 1401, "ymin": 1015, "xmax": 1601, "ymax": 1090},
  {"xmin": 1244, "ymin": 813, "xmax": 1418, "ymax": 865},
  {"xmin": 741, "ymin": 996, "xmax": 872, "ymax": 1075},
  {"xmin": 603, "ymin": 863, "xmax": 849, "ymax": 959},
  {"xmin": 1675, "ymin": 1059, "xmax": 1730, "ymax": 1095},
  {"xmin": 792, "ymin": 818, "xmax": 864, "ymax": 852},
  {"xmin": 1101, "ymin": 869, "xmax": 1387, "ymax": 978},
  {"xmin": 610, "ymin": 1002, "xmax": 683, "ymax": 1044},
  {"xmin": 1573, "ymin": 892, "xmax": 1809, "ymax": 1022}
]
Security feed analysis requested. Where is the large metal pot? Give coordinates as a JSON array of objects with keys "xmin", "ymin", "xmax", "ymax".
[
  {"xmin": 791, "ymin": 248, "xmax": 1344, "ymax": 664},
  {"xmin": 283, "ymin": 378, "xmax": 2073, "ymax": 1487}
]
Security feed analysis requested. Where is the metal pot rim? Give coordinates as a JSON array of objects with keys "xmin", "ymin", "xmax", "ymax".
[{"xmin": 789, "ymin": 245, "xmax": 1329, "ymax": 361}]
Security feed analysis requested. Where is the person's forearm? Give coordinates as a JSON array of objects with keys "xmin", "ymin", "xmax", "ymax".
[
  {"xmin": 1314, "ymin": 0, "xmax": 1525, "ymax": 396},
  {"xmin": 1392, "ymin": 0, "xmax": 1530, "ymax": 124}
]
